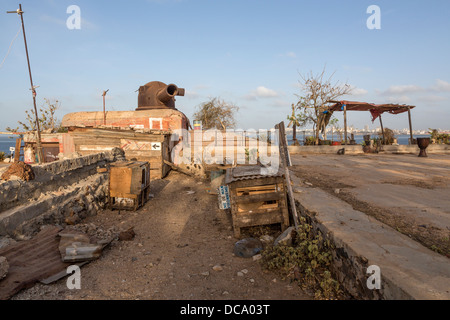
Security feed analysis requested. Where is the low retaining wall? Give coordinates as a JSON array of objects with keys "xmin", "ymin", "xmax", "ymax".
[
  {"xmin": 288, "ymin": 144, "xmax": 450, "ymax": 155},
  {"xmin": 382, "ymin": 144, "xmax": 450, "ymax": 154},
  {"xmin": 288, "ymin": 145, "xmax": 363, "ymax": 155},
  {"xmin": 0, "ymin": 148, "xmax": 125, "ymax": 238},
  {"xmin": 291, "ymin": 173, "xmax": 450, "ymax": 300}
]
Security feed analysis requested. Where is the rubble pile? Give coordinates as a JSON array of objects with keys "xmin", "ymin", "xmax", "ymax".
[{"xmin": 1, "ymin": 161, "xmax": 35, "ymax": 181}]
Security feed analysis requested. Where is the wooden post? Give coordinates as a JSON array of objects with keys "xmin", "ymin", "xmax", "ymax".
[
  {"xmin": 408, "ymin": 107, "xmax": 413, "ymax": 145},
  {"xmin": 14, "ymin": 138, "xmax": 22, "ymax": 162},
  {"xmin": 275, "ymin": 122, "xmax": 298, "ymax": 230},
  {"xmin": 343, "ymin": 104, "xmax": 348, "ymax": 145},
  {"xmin": 379, "ymin": 114, "xmax": 385, "ymax": 145}
]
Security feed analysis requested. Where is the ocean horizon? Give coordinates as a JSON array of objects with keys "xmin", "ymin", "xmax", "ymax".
[{"xmin": 0, "ymin": 132, "xmax": 432, "ymax": 155}]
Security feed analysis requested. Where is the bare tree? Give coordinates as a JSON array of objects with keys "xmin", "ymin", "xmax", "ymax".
[
  {"xmin": 193, "ymin": 97, "xmax": 239, "ymax": 130},
  {"xmin": 6, "ymin": 98, "xmax": 64, "ymax": 133},
  {"xmin": 295, "ymin": 67, "xmax": 352, "ymax": 144}
]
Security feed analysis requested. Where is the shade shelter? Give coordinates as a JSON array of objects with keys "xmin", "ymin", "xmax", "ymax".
[{"xmin": 327, "ymin": 100, "xmax": 416, "ymax": 145}]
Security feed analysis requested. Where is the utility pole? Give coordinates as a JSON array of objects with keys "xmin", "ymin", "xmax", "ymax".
[
  {"xmin": 102, "ymin": 89, "xmax": 109, "ymax": 125},
  {"xmin": 7, "ymin": 4, "xmax": 44, "ymax": 163}
]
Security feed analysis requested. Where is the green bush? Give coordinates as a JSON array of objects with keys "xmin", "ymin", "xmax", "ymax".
[
  {"xmin": 0, "ymin": 152, "xmax": 5, "ymax": 162},
  {"xmin": 261, "ymin": 217, "xmax": 342, "ymax": 299},
  {"xmin": 429, "ymin": 129, "xmax": 449, "ymax": 144},
  {"xmin": 304, "ymin": 136, "xmax": 316, "ymax": 146}
]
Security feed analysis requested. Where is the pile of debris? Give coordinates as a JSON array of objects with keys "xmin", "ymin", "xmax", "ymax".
[
  {"xmin": 0, "ymin": 223, "xmax": 121, "ymax": 300},
  {"xmin": 1, "ymin": 161, "xmax": 35, "ymax": 181}
]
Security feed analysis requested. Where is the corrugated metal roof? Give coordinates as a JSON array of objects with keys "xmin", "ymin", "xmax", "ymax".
[
  {"xmin": 224, "ymin": 165, "xmax": 284, "ymax": 184},
  {"xmin": 0, "ymin": 226, "xmax": 69, "ymax": 300},
  {"xmin": 328, "ymin": 100, "xmax": 415, "ymax": 113}
]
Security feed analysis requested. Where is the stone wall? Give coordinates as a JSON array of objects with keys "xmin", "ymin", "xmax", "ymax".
[{"xmin": 0, "ymin": 148, "xmax": 125, "ymax": 239}]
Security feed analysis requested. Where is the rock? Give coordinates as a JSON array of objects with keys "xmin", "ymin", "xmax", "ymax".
[
  {"xmin": 334, "ymin": 188, "xmax": 340, "ymax": 194},
  {"xmin": 0, "ymin": 256, "xmax": 9, "ymax": 280},
  {"xmin": 259, "ymin": 235, "xmax": 274, "ymax": 246},
  {"xmin": 212, "ymin": 265, "xmax": 223, "ymax": 272},
  {"xmin": 241, "ymin": 269, "xmax": 248, "ymax": 274},
  {"xmin": 119, "ymin": 227, "xmax": 135, "ymax": 241},
  {"xmin": 237, "ymin": 272, "xmax": 244, "ymax": 277},
  {"xmin": 64, "ymin": 213, "xmax": 80, "ymax": 225},
  {"xmin": 274, "ymin": 226, "xmax": 296, "ymax": 246},
  {"xmin": 201, "ymin": 271, "xmax": 210, "ymax": 276},
  {"xmin": 293, "ymin": 187, "xmax": 303, "ymax": 193},
  {"xmin": 0, "ymin": 236, "xmax": 16, "ymax": 250},
  {"xmin": 252, "ymin": 254, "xmax": 262, "ymax": 261},
  {"xmin": 233, "ymin": 238, "xmax": 263, "ymax": 258}
]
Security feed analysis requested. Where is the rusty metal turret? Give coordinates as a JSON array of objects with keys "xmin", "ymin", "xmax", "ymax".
[{"xmin": 136, "ymin": 81, "xmax": 185, "ymax": 110}]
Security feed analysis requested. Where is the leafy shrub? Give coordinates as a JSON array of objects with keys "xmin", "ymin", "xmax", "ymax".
[
  {"xmin": 429, "ymin": 129, "xmax": 449, "ymax": 144},
  {"xmin": 304, "ymin": 136, "xmax": 316, "ymax": 146},
  {"xmin": 261, "ymin": 217, "xmax": 342, "ymax": 299}
]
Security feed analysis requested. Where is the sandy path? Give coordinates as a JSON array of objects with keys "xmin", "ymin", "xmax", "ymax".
[{"xmin": 12, "ymin": 171, "xmax": 310, "ymax": 300}]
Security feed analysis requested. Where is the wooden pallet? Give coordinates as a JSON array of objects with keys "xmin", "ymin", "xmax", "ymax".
[{"xmin": 228, "ymin": 176, "xmax": 290, "ymax": 238}]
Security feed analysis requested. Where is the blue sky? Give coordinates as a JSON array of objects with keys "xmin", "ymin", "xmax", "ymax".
[{"xmin": 0, "ymin": 0, "xmax": 449, "ymax": 132}]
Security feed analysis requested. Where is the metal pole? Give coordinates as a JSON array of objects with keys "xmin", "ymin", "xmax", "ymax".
[
  {"xmin": 408, "ymin": 107, "xmax": 413, "ymax": 145},
  {"xmin": 8, "ymin": 4, "xmax": 43, "ymax": 163},
  {"xmin": 379, "ymin": 114, "xmax": 385, "ymax": 145},
  {"xmin": 102, "ymin": 89, "xmax": 109, "ymax": 125},
  {"xmin": 343, "ymin": 104, "xmax": 348, "ymax": 145}
]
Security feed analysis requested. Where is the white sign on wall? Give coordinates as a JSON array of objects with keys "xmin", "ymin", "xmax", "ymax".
[{"xmin": 151, "ymin": 142, "xmax": 161, "ymax": 150}]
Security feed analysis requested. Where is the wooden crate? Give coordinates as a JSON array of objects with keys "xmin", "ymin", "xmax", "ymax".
[
  {"xmin": 225, "ymin": 166, "xmax": 290, "ymax": 238},
  {"xmin": 109, "ymin": 161, "xmax": 150, "ymax": 211}
]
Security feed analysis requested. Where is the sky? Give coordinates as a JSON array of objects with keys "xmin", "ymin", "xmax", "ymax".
[{"xmin": 0, "ymin": 0, "xmax": 449, "ymax": 132}]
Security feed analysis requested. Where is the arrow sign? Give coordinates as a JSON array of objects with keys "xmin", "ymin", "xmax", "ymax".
[{"xmin": 151, "ymin": 142, "xmax": 161, "ymax": 150}]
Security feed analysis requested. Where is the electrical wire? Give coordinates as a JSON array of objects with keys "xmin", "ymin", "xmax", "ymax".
[{"xmin": 0, "ymin": 25, "xmax": 22, "ymax": 69}]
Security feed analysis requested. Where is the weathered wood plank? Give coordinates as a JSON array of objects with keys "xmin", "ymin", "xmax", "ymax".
[
  {"xmin": 234, "ymin": 192, "xmax": 282, "ymax": 204},
  {"xmin": 232, "ymin": 211, "xmax": 284, "ymax": 228}
]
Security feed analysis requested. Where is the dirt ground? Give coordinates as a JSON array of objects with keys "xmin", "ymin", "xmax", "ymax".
[
  {"xmin": 11, "ymin": 170, "xmax": 311, "ymax": 300},
  {"xmin": 290, "ymin": 153, "xmax": 450, "ymax": 257}
]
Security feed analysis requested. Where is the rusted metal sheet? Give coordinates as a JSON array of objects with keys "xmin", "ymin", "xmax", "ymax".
[
  {"xmin": 224, "ymin": 165, "xmax": 284, "ymax": 184},
  {"xmin": 0, "ymin": 226, "xmax": 69, "ymax": 300}
]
